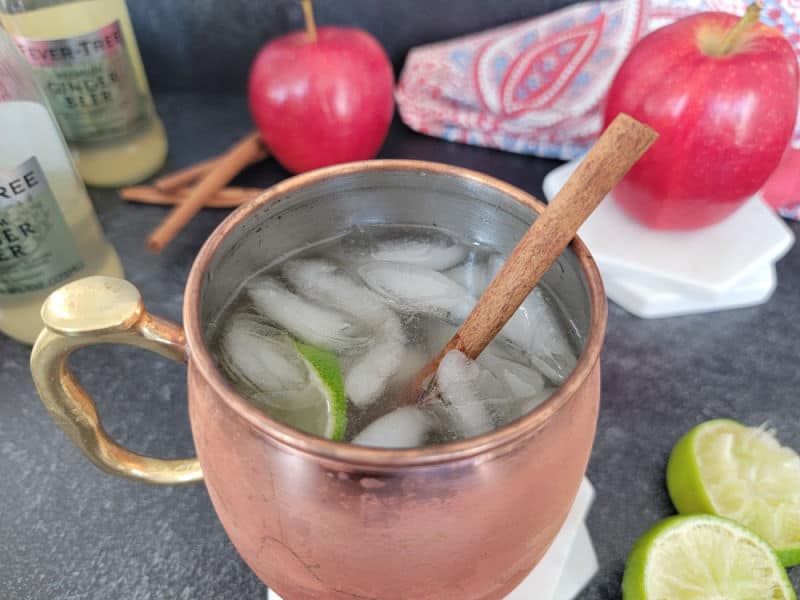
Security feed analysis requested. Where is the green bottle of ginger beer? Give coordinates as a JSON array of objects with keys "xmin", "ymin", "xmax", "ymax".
[
  {"xmin": 0, "ymin": 28, "xmax": 123, "ymax": 344},
  {"xmin": 0, "ymin": 0, "xmax": 168, "ymax": 187}
]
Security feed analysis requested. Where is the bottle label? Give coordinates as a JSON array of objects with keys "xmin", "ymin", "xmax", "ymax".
[
  {"xmin": 14, "ymin": 21, "xmax": 148, "ymax": 143},
  {"xmin": 0, "ymin": 157, "xmax": 84, "ymax": 295}
]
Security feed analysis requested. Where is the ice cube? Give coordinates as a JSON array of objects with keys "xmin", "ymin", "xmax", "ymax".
[
  {"xmin": 422, "ymin": 318, "xmax": 528, "ymax": 380},
  {"xmin": 345, "ymin": 318, "xmax": 408, "ymax": 408},
  {"xmin": 217, "ymin": 313, "xmax": 325, "ymax": 412},
  {"xmin": 498, "ymin": 305, "xmax": 572, "ymax": 385},
  {"xmin": 483, "ymin": 255, "xmax": 579, "ymax": 385},
  {"xmin": 420, "ymin": 327, "xmax": 567, "ymax": 423},
  {"xmin": 282, "ymin": 259, "xmax": 408, "ymax": 406},
  {"xmin": 358, "ymin": 262, "xmax": 474, "ymax": 320},
  {"xmin": 247, "ymin": 276, "xmax": 370, "ymax": 352},
  {"xmin": 475, "ymin": 255, "xmax": 539, "ymax": 355},
  {"xmin": 500, "ymin": 308, "xmax": 535, "ymax": 351},
  {"xmin": 423, "ymin": 318, "xmax": 459, "ymax": 357},
  {"xmin": 334, "ymin": 226, "xmax": 469, "ymax": 271},
  {"xmin": 520, "ymin": 386, "xmax": 557, "ymax": 416},
  {"xmin": 487, "ymin": 252, "xmax": 505, "ymax": 276},
  {"xmin": 358, "ymin": 260, "xmax": 572, "ymax": 390},
  {"xmin": 443, "ymin": 398, "xmax": 494, "ymax": 439},
  {"xmin": 435, "ymin": 350, "xmax": 501, "ymax": 438},
  {"xmin": 446, "ymin": 254, "xmax": 574, "ymax": 385},
  {"xmin": 478, "ymin": 352, "xmax": 546, "ymax": 399},
  {"xmin": 372, "ymin": 238, "xmax": 468, "ymax": 271},
  {"xmin": 282, "ymin": 259, "xmax": 409, "ymax": 408},
  {"xmin": 444, "ymin": 252, "xmax": 497, "ymax": 296},
  {"xmin": 282, "ymin": 258, "xmax": 390, "ymax": 325},
  {"xmin": 389, "ymin": 347, "xmax": 428, "ymax": 390},
  {"xmin": 352, "ymin": 407, "xmax": 433, "ymax": 448},
  {"xmin": 443, "ymin": 264, "xmax": 471, "ymax": 292},
  {"xmin": 523, "ymin": 287, "xmax": 578, "ymax": 384}
]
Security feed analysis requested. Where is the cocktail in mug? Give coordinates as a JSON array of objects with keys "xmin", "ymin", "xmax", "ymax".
[
  {"xmin": 209, "ymin": 223, "xmax": 582, "ymax": 446},
  {"xmin": 30, "ymin": 161, "xmax": 606, "ymax": 600}
]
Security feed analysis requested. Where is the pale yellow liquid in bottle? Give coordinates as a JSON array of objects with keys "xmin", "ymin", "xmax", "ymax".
[
  {"xmin": 0, "ymin": 0, "xmax": 168, "ymax": 187},
  {"xmin": 0, "ymin": 101, "xmax": 123, "ymax": 344}
]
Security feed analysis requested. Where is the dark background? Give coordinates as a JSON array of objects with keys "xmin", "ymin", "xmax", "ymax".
[
  {"xmin": 128, "ymin": 0, "xmax": 580, "ymax": 92},
  {"xmin": 1, "ymin": 1, "xmax": 799, "ymax": 599}
]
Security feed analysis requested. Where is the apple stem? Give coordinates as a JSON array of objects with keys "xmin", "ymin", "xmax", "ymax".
[
  {"xmin": 301, "ymin": 0, "xmax": 318, "ymax": 43},
  {"xmin": 717, "ymin": 2, "xmax": 762, "ymax": 55}
]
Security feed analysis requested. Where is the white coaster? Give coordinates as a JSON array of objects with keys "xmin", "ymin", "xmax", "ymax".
[
  {"xmin": 542, "ymin": 160, "xmax": 795, "ymax": 297},
  {"xmin": 604, "ymin": 264, "xmax": 777, "ymax": 319},
  {"xmin": 268, "ymin": 478, "xmax": 597, "ymax": 600},
  {"xmin": 554, "ymin": 523, "xmax": 599, "ymax": 600},
  {"xmin": 506, "ymin": 478, "xmax": 595, "ymax": 600}
]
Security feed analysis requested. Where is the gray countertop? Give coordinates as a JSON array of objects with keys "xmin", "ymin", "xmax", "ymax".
[{"xmin": 1, "ymin": 93, "xmax": 798, "ymax": 599}]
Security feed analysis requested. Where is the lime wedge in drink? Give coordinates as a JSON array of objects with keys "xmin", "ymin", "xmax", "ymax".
[
  {"xmin": 276, "ymin": 341, "xmax": 347, "ymax": 441},
  {"xmin": 622, "ymin": 514, "xmax": 795, "ymax": 600},
  {"xmin": 258, "ymin": 341, "xmax": 347, "ymax": 441},
  {"xmin": 667, "ymin": 418, "xmax": 800, "ymax": 566},
  {"xmin": 217, "ymin": 313, "xmax": 347, "ymax": 441}
]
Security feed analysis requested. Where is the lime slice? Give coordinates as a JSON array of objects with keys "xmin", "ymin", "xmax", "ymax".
[
  {"xmin": 667, "ymin": 419, "xmax": 800, "ymax": 566},
  {"xmin": 622, "ymin": 514, "xmax": 795, "ymax": 600},
  {"xmin": 269, "ymin": 342, "xmax": 347, "ymax": 441}
]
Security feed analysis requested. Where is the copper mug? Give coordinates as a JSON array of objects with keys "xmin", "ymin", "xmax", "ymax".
[{"xmin": 30, "ymin": 160, "xmax": 606, "ymax": 600}]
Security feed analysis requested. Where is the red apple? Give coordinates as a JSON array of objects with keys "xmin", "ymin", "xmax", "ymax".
[
  {"xmin": 249, "ymin": 25, "xmax": 394, "ymax": 174},
  {"xmin": 604, "ymin": 7, "xmax": 799, "ymax": 230},
  {"xmin": 761, "ymin": 143, "xmax": 800, "ymax": 211}
]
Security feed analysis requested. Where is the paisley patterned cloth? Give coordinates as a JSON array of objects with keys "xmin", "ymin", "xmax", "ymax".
[{"xmin": 396, "ymin": 0, "xmax": 800, "ymax": 219}]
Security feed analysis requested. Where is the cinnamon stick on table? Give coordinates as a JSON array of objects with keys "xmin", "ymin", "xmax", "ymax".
[
  {"xmin": 153, "ymin": 157, "xmax": 219, "ymax": 192},
  {"xmin": 120, "ymin": 185, "xmax": 263, "ymax": 208},
  {"xmin": 154, "ymin": 134, "xmax": 263, "ymax": 191},
  {"xmin": 146, "ymin": 131, "xmax": 268, "ymax": 253}
]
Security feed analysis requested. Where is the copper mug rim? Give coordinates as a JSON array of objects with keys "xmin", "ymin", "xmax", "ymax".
[{"xmin": 183, "ymin": 159, "xmax": 607, "ymax": 469}]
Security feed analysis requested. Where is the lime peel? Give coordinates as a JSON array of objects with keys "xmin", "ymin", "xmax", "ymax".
[
  {"xmin": 294, "ymin": 341, "xmax": 347, "ymax": 441},
  {"xmin": 667, "ymin": 418, "xmax": 800, "ymax": 567},
  {"xmin": 622, "ymin": 514, "xmax": 795, "ymax": 600}
]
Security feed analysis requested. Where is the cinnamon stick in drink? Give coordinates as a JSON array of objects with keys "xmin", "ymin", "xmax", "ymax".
[
  {"xmin": 405, "ymin": 113, "xmax": 658, "ymax": 404},
  {"xmin": 146, "ymin": 131, "xmax": 268, "ymax": 253}
]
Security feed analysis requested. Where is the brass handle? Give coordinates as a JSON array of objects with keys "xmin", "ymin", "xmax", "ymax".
[{"xmin": 30, "ymin": 276, "xmax": 202, "ymax": 485}]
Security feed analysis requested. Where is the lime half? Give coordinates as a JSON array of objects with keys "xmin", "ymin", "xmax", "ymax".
[
  {"xmin": 667, "ymin": 419, "xmax": 800, "ymax": 566},
  {"xmin": 622, "ymin": 514, "xmax": 795, "ymax": 600},
  {"xmin": 263, "ymin": 342, "xmax": 347, "ymax": 441}
]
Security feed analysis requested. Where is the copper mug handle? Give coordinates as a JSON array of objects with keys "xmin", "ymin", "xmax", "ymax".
[{"xmin": 29, "ymin": 276, "xmax": 203, "ymax": 485}]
